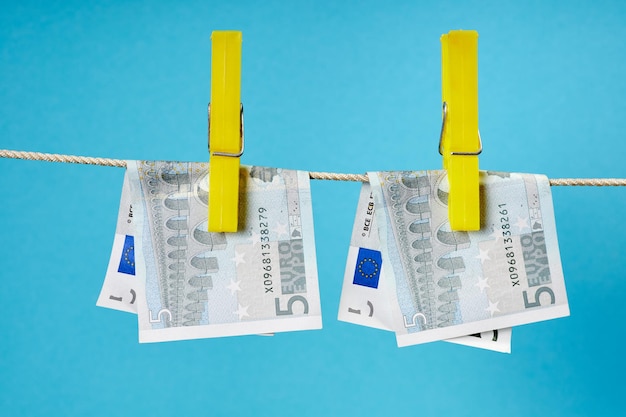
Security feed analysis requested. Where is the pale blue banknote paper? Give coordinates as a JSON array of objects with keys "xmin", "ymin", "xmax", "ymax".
[
  {"xmin": 97, "ymin": 172, "xmax": 274, "ymax": 336},
  {"xmin": 369, "ymin": 171, "xmax": 569, "ymax": 347},
  {"xmin": 338, "ymin": 182, "xmax": 511, "ymax": 352},
  {"xmin": 97, "ymin": 172, "xmax": 139, "ymax": 314},
  {"xmin": 127, "ymin": 161, "xmax": 321, "ymax": 342}
]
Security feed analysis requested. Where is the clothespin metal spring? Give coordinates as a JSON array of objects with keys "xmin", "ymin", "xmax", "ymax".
[
  {"xmin": 438, "ymin": 102, "xmax": 483, "ymax": 157},
  {"xmin": 208, "ymin": 103, "xmax": 245, "ymax": 158}
]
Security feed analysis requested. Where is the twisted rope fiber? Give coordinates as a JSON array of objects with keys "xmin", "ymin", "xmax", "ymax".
[
  {"xmin": 0, "ymin": 149, "xmax": 126, "ymax": 168},
  {"xmin": 2, "ymin": 149, "xmax": 625, "ymax": 186}
]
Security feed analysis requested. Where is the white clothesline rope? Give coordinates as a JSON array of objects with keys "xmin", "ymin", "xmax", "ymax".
[{"xmin": 2, "ymin": 149, "xmax": 625, "ymax": 186}]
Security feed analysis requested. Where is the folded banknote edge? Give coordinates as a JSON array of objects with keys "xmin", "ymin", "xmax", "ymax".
[
  {"xmin": 139, "ymin": 316, "xmax": 323, "ymax": 343},
  {"xmin": 396, "ymin": 305, "xmax": 569, "ymax": 347}
]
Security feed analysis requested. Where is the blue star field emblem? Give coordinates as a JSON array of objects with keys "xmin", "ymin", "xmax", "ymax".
[
  {"xmin": 117, "ymin": 235, "xmax": 135, "ymax": 275},
  {"xmin": 353, "ymin": 247, "xmax": 382, "ymax": 289}
]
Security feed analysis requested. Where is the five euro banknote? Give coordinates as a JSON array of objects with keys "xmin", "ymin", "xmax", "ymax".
[
  {"xmin": 338, "ymin": 182, "xmax": 512, "ymax": 352},
  {"xmin": 367, "ymin": 170, "xmax": 568, "ymax": 347},
  {"xmin": 126, "ymin": 161, "xmax": 322, "ymax": 342}
]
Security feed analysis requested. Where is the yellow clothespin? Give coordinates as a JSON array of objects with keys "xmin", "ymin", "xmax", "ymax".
[
  {"xmin": 439, "ymin": 30, "xmax": 481, "ymax": 231},
  {"xmin": 208, "ymin": 31, "xmax": 243, "ymax": 232}
]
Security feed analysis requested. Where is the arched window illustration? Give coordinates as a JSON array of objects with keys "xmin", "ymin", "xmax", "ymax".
[
  {"xmin": 416, "ymin": 273, "xmax": 434, "ymax": 285},
  {"xmin": 437, "ymin": 256, "xmax": 466, "ymax": 273},
  {"xmin": 168, "ymin": 272, "xmax": 184, "ymax": 281},
  {"xmin": 412, "ymin": 239, "xmax": 432, "ymax": 252},
  {"xmin": 167, "ymin": 249, "xmax": 186, "ymax": 260},
  {"xmin": 186, "ymin": 290, "xmax": 208, "ymax": 302},
  {"xmin": 436, "ymin": 188, "xmax": 449, "ymax": 206},
  {"xmin": 168, "ymin": 262, "xmax": 185, "ymax": 272},
  {"xmin": 161, "ymin": 170, "xmax": 190, "ymax": 186},
  {"xmin": 168, "ymin": 273, "xmax": 184, "ymax": 292},
  {"xmin": 190, "ymin": 252, "xmax": 219, "ymax": 273},
  {"xmin": 188, "ymin": 274, "xmax": 213, "ymax": 289},
  {"xmin": 438, "ymin": 290, "xmax": 459, "ymax": 303},
  {"xmin": 416, "ymin": 263, "xmax": 433, "ymax": 275},
  {"xmin": 414, "ymin": 252, "xmax": 433, "ymax": 263},
  {"xmin": 436, "ymin": 227, "xmax": 470, "ymax": 250},
  {"xmin": 193, "ymin": 221, "xmax": 227, "ymax": 250},
  {"xmin": 409, "ymin": 219, "xmax": 432, "ymax": 240},
  {"xmin": 437, "ymin": 275, "xmax": 462, "ymax": 290},
  {"xmin": 405, "ymin": 195, "xmax": 431, "ymax": 220},
  {"xmin": 167, "ymin": 235, "xmax": 188, "ymax": 247},
  {"xmin": 401, "ymin": 173, "xmax": 430, "ymax": 190},
  {"xmin": 183, "ymin": 311, "xmax": 203, "ymax": 326},
  {"xmin": 195, "ymin": 174, "xmax": 209, "ymax": 206},
  {"xmin": 164, "ymin": 192, "xmax": 189, "ymax": 210},
  {"xmin": 166, "ymin": 216, "xmax": 188, "ymax": 231}
]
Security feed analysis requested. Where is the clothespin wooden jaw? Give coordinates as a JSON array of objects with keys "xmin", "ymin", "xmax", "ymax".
[
  {"xmin": 208, "ymin": 31, "xmax": 243, "ymax": 233},
  {"xmin": 440, "ymin": 30, "xmax": 481, "ymax": 231}
]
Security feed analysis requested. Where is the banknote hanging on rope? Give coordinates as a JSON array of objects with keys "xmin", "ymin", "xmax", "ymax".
[
  {"xmin": 340, "ymin": 170, "xmax": 569, "ymax": 350},
  {"xmin": 98, "ymin": 161, "xmax": 322, "ymax": 343},
  {"xmin": 338, "ymin": 181, "xmax": 512, "ymax": 353}
]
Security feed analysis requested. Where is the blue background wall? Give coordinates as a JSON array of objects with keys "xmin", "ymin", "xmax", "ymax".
[{"xmin": 1, "ymin": 1, "xmax": 625, "ymax": 415}]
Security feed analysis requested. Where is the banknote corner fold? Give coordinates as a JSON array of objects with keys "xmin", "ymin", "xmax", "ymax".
[{"xmin": 353, "ymin": 247, "xmax": 382, "ymax": 289}]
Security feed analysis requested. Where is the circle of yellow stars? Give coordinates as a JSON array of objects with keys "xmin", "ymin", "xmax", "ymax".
[{"xmin": 357, "ymin": 257, "xmax": 379, "ymax": 279}]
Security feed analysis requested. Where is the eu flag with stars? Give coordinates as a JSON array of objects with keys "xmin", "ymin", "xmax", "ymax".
[
  {"xmin": 353, "ymin": 247, "xmax": 382, "ymax": 289},
  {"xmin": 118, "ymin": 235, "xmax": 135, "ymax": 275}
]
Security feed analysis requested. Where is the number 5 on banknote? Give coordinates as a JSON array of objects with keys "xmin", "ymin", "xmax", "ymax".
[
  {"xmin": 368, "ymin": 170, "xmax": 569, "ymax": 347},
  {"xmin": 338, "ymin": 181, "xmax": 513, "ymax": 353},
  {"xmin": 127, "ymin": 161, "xmax": 322, "ymax": 343}
]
